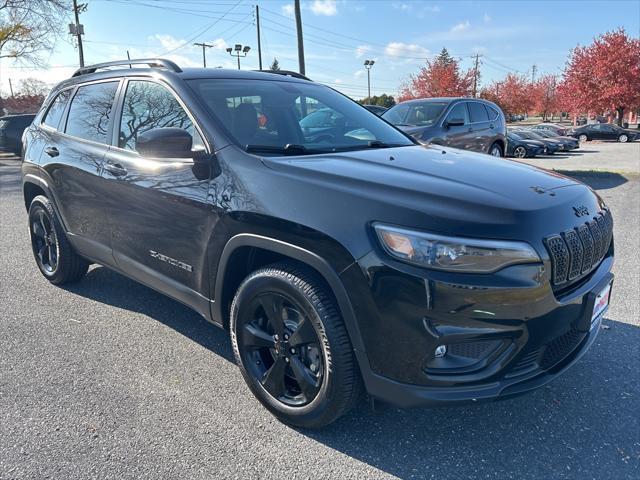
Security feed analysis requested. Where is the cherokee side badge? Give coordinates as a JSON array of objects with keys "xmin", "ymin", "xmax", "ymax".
[{"xmin": 149, "ymin": 250, "xmax": 193, "ymax": 273}]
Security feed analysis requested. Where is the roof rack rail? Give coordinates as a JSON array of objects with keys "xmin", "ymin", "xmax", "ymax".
[
  {"xmin": 72, "ymin": 58, "xmax": 182, "ymax": 77},
  {"xmin": 257, "ymin": 70, "xmax": 311, "ymax": 81}
]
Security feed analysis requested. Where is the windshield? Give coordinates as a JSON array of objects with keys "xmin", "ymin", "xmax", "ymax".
[
  {"xmin": 507, "ymin": 132, "xmax": 522, "ymax": 141},
  {"xmin": 516, "ymin": 130, "xmax": 543, "ymax": 140},
  {"xmin": 382, "ymin": 101, "xmax": 448, "ymax": 127},
  {"xmin": 188, "ymin": 78, "xmax": 413, "ymax": 155}
]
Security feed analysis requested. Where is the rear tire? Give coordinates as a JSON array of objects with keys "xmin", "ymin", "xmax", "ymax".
[
  {"xmin": 489, "ymin": 142, "xmax": 504, "ymax": 157},
  {"xmin": 230, "ymin": 262, "xmax": 362, "ymax": 428},
  {"xmin": 28, "ymin": 195, "xmax": 89, "ymax": 285},
  {"xmin": 578, "ymin": 134, "xmax": 588, "ymax": 143}
]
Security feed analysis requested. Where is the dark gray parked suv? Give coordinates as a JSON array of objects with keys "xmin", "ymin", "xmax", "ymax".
[{"xmin": 382, "ymin": 97, "xmax": 507, "ymax": 156}]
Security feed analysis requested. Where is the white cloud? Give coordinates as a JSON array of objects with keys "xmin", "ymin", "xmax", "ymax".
[
  {"xmin": 356, "ymin": 45, "xmax": 371, "ymax": 58},
  {"xmin": 334, "ymin": 78, "xmax": 343, "ymax": 84},
  {"xmin": 483, "ymin": 13, "xmax": 491, "ymax": 23},
  {"xmin": 211, "ymin": 38, "xmax": 228, "ymax": 50},
  {"xmin": 426, "ymin": 5, "xmax": 441, "ymax": 12},
  {"xmin": 310, "ymin": 0, "xmax": 337, "ymax": 16},
  {"xmin": 384, "ymin": 42, "xmax": 429, "ymax": 59},
  {"xmin": 450, "ymin": 21, "xmax": 471, "ymax": 33},
  {"xmin": 354, "ymin": 69, "xmax": 365, "ymax": 78},
  {"xmin": 282, "ymin": 3, "xmax": 294, "ymax": 16}
]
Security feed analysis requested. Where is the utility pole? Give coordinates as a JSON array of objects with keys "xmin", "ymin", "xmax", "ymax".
[
  {"xmin": 194, "ymin": 42, "xmax": 214, "ymax": 68},
  {"xmin": 531, "ymin": 64, "xmax": 537, "ymax": 84},
  {"xmin": 472, "ymin": 53, "xmax": 481, "ymax": 98},
  {"xmin": 294, "ymin": 0, "xmax": 305, "ymax": 75},
  {"xmin": 255, "ymin": 5, "xmax": 263, "ymax": 70},
  {"xmin": 71, "ymin": 0, "xmax": 85, "ymax": 67},
  {"xmin": 8, "ymin": 78, "xmax": 14, "ymax": 97}
]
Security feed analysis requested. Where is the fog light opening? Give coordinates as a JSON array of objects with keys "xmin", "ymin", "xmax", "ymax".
[{"xmin": 434, "ymin": 345, "xmax": 447, "ymax": 358}]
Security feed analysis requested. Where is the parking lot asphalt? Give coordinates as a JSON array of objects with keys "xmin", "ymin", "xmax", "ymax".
[
  {"xmin": 518, "ymin": 141, "xmax": 640, "ymax": 174},
  {"xmin": 1, "ymin": 152, "xmax": 639, "ymax": 479}
]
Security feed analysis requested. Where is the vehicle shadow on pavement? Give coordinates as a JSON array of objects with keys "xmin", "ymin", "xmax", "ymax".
[
  {"xmin": 62, "ymin": 266, "xmax": 235, "ymax": 363},
  {"xmin": 557, "ymin": 171, "xmax": 629, "ymax": 190},
  {"xmin": 306, "ymin": 319, "xmax": 640, "ymax": 478}
]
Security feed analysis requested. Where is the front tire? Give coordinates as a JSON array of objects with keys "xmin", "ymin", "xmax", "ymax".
[
  {"xmin": 618, "ymin": 134, "xmax": 628, "ymax": 143},
  {"xmin": 513, "ymin": 146, "xmax": 527, "ymax": 158},
  {"xmin": 28, "ymin": 195, "xmax": 89, "ymax": 285},
  {"xmin": 230, "ymin": 262, "xmax": 362, "ymax": 428}
]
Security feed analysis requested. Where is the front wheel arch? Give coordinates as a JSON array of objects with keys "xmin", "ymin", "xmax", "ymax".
[{"xmin": 214, "ymin": 234, "xmax": 367, "ymax": 354}]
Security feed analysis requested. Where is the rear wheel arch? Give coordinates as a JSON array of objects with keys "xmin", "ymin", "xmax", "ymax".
[
  {"xmin": 213, "ymin": 234, "xmax": 367, "ymax": 355},
  {"xmin": 23, "ymin": 181, "xmax": 47, "ymax": 211}
]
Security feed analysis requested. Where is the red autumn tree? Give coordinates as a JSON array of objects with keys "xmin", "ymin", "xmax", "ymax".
[
  {"xmin": 560, "ymin": 28, "xmax": 640, "ymax": 125},
  {"xmin": 532, "ymin": 74, "xmax": 560, "ymax": 121},
  {"xmin": 480, "ymin": 73, "xmax": 532, "ymax": 117},
  {"xmin": 398, "ymin": 48, "xmax": 474, "ymax": 101}
]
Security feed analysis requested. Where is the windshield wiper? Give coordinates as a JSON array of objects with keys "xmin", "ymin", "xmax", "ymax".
[{"xmin": 245, "ymin": 144, "xmax": 323, "ymax": 155}]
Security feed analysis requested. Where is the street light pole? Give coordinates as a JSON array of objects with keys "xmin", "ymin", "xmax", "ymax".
[
  {"xmin": 364, "ymin": 60, "xmax": 375, "ymax": 101},
  {"xmin": 71, "ymin": 0, "xmax": 86, "ymax": 67},
  {"xmin": 226, "ymin": 44, "xmax": 251, "ymax": 70}
]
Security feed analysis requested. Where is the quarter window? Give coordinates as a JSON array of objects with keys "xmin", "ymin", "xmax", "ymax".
[
  {"xmin": 65, "ymin": 81, "xmax": 119, "ymax": 144},
  {"xmin": 42, "ymin": 90, "xmax": 72, "ymax": 130},
  {"xmin": 468, "ymin": 102, "xmax": 489, "ymax": 123},
  {"xmin": 119, "ymin": 80, "xmax": 203, "ymax": 151},
  {"xmin": 485, "ymin": 105, "xmax": 499, "ymax": 121}
]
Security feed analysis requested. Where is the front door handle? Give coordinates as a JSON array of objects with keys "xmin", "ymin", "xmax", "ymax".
[
  {"xmin": 104, "ymin": 162, "xmax": 127, "ymax": 177},
  {"xmin": 467, "ymin": 128, "xmax": 473, "ymax": 132},
  {"xmin": 44, "ymin": 146, "xmax": 59, "ymax": 157},
  {"xmin": 490, "ymin": 124, "xmax": 495, "ymax": 129}
]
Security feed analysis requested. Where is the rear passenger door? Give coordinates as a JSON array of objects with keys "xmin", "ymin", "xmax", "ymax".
[
  {"xmin": 466, "ymin": 101, "xmax": 491, "ymax": 153},
  {"xmin": 102, "ymin": 78, "xmax": 213, "ymax": 309},
  {"xmin": 40, "ymin": 80, "xmax": 120, "ymax": 264}
]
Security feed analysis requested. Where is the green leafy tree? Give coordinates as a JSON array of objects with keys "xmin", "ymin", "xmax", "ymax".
[{"xmin": 358, "ymin": 94, "xmax": 396, "ymax": 108}]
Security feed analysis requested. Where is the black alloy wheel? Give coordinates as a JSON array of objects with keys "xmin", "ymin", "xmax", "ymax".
[
  {"xmin": 31, "ymin": 209, "xmax": 58, "ymax": 273},
  {"xmin": 238, "ymin": 291, "xmax": 324, "ymax": 406},
  {"xmin": 28, "ymin": 195, "xmax": 89, "ymax": 284},
  {"xmin": 230, "ymin": 263, "xmax": 362, "ymax": 428}
]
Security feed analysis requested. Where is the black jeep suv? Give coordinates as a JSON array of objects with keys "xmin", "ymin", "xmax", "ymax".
[{"xmin": 21, "ymin": 59, "xmax": 614, "ymax": 428}]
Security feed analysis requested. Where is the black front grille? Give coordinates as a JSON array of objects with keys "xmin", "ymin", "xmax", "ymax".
[
  {"xmin": 545, "ymin": 209, "xmax": 613, "ymax": 286},
  {"xmin": 448, "ymin": 340, "xmax": 501, "ymax": 359},
  {"xmin": 540, "ymin": 328, "xmax": 586, "ymax": 369}
]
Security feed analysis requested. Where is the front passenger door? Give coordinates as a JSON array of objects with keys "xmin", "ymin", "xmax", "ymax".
[
  {"xmin": 102, "ymin": 79, "xmax": 214, "ymax": 308},
  {"xmin": 442, "ymin": 102, "xmax": 471, "ymax": 149}
]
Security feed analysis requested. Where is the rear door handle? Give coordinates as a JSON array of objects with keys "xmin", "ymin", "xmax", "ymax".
[
  {"xmin": 467, "ymin": 128, "xmax": 473, "ymax": 132},
  {"xmin": 104, "ymin": 161, "xmax": 127, "ymax": 177},
  {"xmin": 44, "ymin": 146, "xmax": 59, "ymax": 157}
]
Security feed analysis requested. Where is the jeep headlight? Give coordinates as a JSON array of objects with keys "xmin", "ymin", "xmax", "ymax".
[{"xmin": 374, "ymin": 224, "xmax": 540, "ymax": 273}]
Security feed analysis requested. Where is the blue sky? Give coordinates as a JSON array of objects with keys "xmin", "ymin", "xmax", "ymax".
[{"xmin": 1, "ymin": 0, "xmax": 638, "ymax": 99}]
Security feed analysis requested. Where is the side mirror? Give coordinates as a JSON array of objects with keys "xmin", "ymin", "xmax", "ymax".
[
  {"xmin": 135, "ymin": 127, "xmax": 193, "ymax": 159},
  {"xmin": 444, "ymin": 118, "xmax": 465, "ymax": 128}
]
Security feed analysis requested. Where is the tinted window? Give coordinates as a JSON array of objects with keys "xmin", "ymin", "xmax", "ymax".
[
  {"xmin": 43, "ymin": 90, "xmax": 72, "ymax": 130},
  {"xmin": 65, "ymin": 82, "xmax": 119, "ymax": 143},
  {"xmin": 404, "ymin": 102, "xmax": 447, "ymax": 126},
  {"xmin": 382, "ymin": 104, "xmax": 410, "ymax": 124},
  {"xmin": 485, "ymin": 105, "xmax": 499, "ymax": 121},
  {"xmin": 119, "ymin": 80, "xmax": 203, "ymax": 151},
  {"xmin": 445, "ymin": 102, "xmax": 469, "ymax": 125},
  {"xmin": 468, "ymin": 102, "xmax": 489, "ymax": 123}
]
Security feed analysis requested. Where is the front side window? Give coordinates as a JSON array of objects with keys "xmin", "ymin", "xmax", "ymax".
[
  {"xmin": 445, "ymin": 103, "xmax": 469, "ymax": 125},
  {"xmin": 65, "ymin": 81, "xmax": 119, "ymax": 143},
  {"xmin": 119, "ymin": 80, "xmax": 203, "ymax": 151},
  {"xmin": 382, "ymin": 103, "xmax": 410, "ymax": 125},
  {"xmin": 188, "ymin": 79, "xmax": 413, "ymax": 154},
  {"xmin": 43, "ymin": 90, "xmax": 72, "ymax": 130}
]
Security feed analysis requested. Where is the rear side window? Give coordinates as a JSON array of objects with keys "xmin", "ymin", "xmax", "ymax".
[
  {"xmin": 118, "ymin": 80, "xmax": 203, "ymax": 151},
  {"xmin": 468, "ymin": 102, "xmax": 489, "ymax": 123},
  {"xmin": 42, "ymin": 90, "xmax": 72, "ymax": 130},
  {"xmin": 65, "ymin": 81, "xmax": 119, "ymax": 144}
]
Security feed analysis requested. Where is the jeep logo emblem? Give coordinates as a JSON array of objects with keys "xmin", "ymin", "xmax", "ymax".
[{"xmin": 573, "ymin": 205, "xmax": 589, "ymax": 217}]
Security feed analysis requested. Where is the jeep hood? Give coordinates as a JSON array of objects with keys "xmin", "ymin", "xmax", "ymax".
[{"xmin": 258, "ymin": 144, "xmax": 601, "ymax": 242}]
